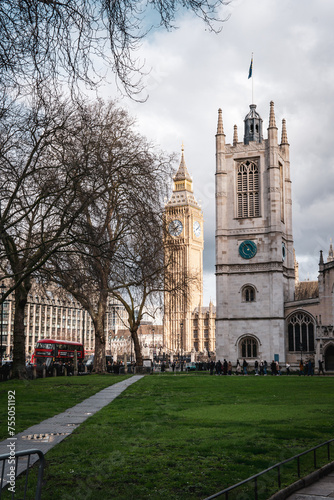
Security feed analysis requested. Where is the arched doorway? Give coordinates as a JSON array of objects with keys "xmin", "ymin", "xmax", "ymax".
[{"xmin": 324, "ymin": 345, "xmax": 334, "ymax": 372}]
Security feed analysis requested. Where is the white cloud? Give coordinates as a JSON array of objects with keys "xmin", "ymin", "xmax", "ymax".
[{"xmin": 102, "ymin": 0, "xmax": 334, "ymax": 305}]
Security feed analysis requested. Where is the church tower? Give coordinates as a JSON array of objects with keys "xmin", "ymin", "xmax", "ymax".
[
  {"xmin": 163, "ymin": 146, "xmax": 204, "ymax": 356},
  {"xmin": 215, "ymin": 102, "xmax": 295, "ymax": 364}
]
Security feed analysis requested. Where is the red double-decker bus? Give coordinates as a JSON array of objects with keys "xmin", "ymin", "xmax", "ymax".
[{"xmin": 31, "ymin": 339, "xmax": 84, "ymax": 367}]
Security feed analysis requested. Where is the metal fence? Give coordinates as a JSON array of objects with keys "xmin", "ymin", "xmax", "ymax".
[
  {"xmin": 204, "ymin": 438, "xmax": 334, "ymax": 500},
  {"xmin": 0, "ymin": 449, "xmax": 45, "ymax": 500}
]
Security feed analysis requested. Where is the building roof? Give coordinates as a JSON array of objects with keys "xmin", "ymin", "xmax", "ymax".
[
  {"xmin": 165, "ymin": 146, "xmax": 201, "ymax": 209},
  {"xmin": 295, "ymin": 281, "xmax": 319, "ymax": 300},
  {"xmin": 193, "ymin": 305, "xmax": 216, "ymax": 315}
]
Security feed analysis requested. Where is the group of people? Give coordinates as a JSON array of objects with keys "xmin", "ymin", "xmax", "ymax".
[{"xmin": 209, "ymin": 358, "xmax": 326, "ymax": 376}]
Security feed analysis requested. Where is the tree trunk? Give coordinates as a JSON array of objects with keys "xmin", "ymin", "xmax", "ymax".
[
  {"xmin": 12, "ymin": 283, "xmax": 29, "ymax": 379},
  {"xmin": 94, "ymin": 330, "xmax": 106, "ymax": 373},
  {"xmin": 93, "ymin": 297, "xmax": 107, "ymax": 373},
  {"xmin": 131, "ymin": 328, "xmax": 143, "ymax": 367}
]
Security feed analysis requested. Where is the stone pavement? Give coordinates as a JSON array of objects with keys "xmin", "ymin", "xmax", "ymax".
[
  {"xmin": 285, "ymin": 471, "xmax": 334, "ymax": 499},
  {"xmin": 0, "ymin": 375, "xmax": 143, "ymax": 479}
]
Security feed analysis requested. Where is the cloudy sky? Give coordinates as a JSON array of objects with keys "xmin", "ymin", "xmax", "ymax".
[{"xmin": 103, "ymin": 0, "xmax": 334, "ymax": 305}]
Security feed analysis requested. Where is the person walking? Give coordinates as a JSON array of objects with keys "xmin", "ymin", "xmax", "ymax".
[
  {"xmin": 254, "ymin": 360, "xmax": 259, "ymax": 375},
  {"xmin": 318, "ymin": 359, "xmax": 325, "ymax": 375},
  {"xmin": 286, "ymin": 363, "xmax": 290, "ymax": 375},
  {"xmin": 243, "ymin": 359, "xmax": 248, "ymax": 375},
  {"xmin": 299, "ymin": 359, "xmax": 304, "ymax": 376}
]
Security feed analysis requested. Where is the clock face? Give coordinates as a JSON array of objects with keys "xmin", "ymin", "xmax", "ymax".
[
  {"xmin": 239, "ymin": 240, "xmax": 257, "ymax": 259},
  {"xmin": 168, "ymin": 219, "xmax": 183, "ymax": 237},
  {"xmin": 193, "ymin": 221, "xmax": 201, "ymax": 237}
]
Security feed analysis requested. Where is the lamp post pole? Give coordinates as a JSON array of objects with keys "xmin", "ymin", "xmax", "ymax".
[
  {"xmin": 1, "ymin": 283, "xmax": 5, "ymax": 364},
  {"xmin": 152, "ymin": 328, "xmax": 155, "ymax": 361},
  {"xmin": 180, "ymin": 322, "xmax": 183, "ymax": 361}
]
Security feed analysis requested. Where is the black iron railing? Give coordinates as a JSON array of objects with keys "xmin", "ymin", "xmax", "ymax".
[
  {"xmin": 0, "ymin": 449, "xmax": 45, "ymax": 500},
  {"xmin": 204, "ymin": 438, "xmax": 334, "ymax": 500}
]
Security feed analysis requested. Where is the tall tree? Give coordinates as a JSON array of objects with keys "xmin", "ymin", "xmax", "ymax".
[
  {"xmin": 0, "ymin": 0, "xmax": 230, "ymax": 98},
  {"xmin": 0, "ymin": 94, "xmax": 96, "ymax": 377},
  {"xmin": 45, "ymin": 100, "xmax": 173, "ymax": 372}
]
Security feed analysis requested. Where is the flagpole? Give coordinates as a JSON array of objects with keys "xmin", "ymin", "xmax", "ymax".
[{"xmin": 252, "ymin": 52, "xmax": 254, "ymax": 104}]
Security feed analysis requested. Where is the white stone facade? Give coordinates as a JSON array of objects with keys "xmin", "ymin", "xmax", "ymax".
[{"xmin": 215, "ymin": 103, "xmax": 295, "ymax": 365}]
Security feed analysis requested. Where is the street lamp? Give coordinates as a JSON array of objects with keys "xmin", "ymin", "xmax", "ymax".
[
  {"xmin": 152, "ymin": 328, "xmax": 155, "ymax": 361},
  {"xmin": 1, "ymin": 283, "xmax": 5, "ymax": 364},
  {"xmin": 180, "ymin": 322, "xmax": 183, "ymax": 361}
]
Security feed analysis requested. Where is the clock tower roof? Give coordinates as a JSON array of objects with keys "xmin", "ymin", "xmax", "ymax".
[
  {"xmin": 166, "ymin": 145, "xmax": 201, "ymax": 210},
  {"xmin": 173, "ymin": 144, "xmax": 192, "ymax": 182}
]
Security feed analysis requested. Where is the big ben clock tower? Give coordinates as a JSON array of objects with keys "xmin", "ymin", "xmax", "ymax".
[{"xmin": 163, "ymin": 146, "xmax": 204, "ymax": 356}]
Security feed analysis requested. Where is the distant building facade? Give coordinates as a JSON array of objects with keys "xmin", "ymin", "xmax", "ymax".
[{"xmin": 1, "ymin": 282, "xmax": 126, "ymax": 358}]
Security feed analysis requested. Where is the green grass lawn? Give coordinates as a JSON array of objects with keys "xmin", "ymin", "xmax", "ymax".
[
  {"xmin": 0, "ymin": 374, "xmax": 129, "ymax": 440},
  {"xmin": 3, "ymin": 374, "xmax": 334, "ymax": 500}
]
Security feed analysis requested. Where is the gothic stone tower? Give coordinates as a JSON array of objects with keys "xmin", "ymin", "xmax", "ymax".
[
  {"xmin": 163, "ymin": 147, "xmax": 204, "ymax": 356},
  {"xmin": 215, "ymin": 102, "xmax": 295, "ymax": 364}
]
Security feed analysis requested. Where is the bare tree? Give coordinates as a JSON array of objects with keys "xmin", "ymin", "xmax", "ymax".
[
  {"xmin": 45, "ymin": 100, "xmax": 173, "ymax": 372},
  {"xmin": 0, "ymin": 0, "xmax": 230, "ymax": 98},
  {"xmin": 0, "ymin": 94, "xmax": 97, "ymax": 377}
]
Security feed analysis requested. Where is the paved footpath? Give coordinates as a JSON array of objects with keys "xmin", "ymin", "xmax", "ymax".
[
  {"xmin": 284, "ymin": 470, "xmax": 334, "ymax": 499},
  {"xmin": 0, "ymin": 375, "xmax": 143, "ymax": 478}
]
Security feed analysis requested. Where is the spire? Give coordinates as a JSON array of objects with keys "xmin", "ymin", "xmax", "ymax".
[
  {"xmin": 294, "ymin": 249, "xmax": 299, "ymax": 285},
  {"xmin": 233, "ymin": 125, "xmax": 238, "ymax": 146},
  {"xmin": 268, "ymin": 101, "xmax": 277, "ymax": 128},
  {"xmin": 281, "ymin": 119, "xmax": 289, "ymax": 145},
  {"xmin": 319, "ymin": 250, "xmax": 324, "ymax": 266},
  {"xmin": 173, "ymin": 143, "xmax": 192, "ymax": 182},
  {"xmin": 165, "ymin": 144, "xmax": 200, "ymax": 209},
  {"xmin": 217, "ymin": 108, "xmax": 225, "ymax": 135},
  {"xmin": 327, "ymin": 238, "xmax": 334, "ymax": 262}
]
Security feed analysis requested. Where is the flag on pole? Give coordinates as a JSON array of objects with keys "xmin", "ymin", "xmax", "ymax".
[{"xmin": 248, "ymin": 55, "xmax": 253, "ymax": 79}]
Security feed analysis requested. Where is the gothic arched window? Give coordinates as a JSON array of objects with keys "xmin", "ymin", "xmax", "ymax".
[
  {"xmin": 237, "ymin": 160, "xmax": 260, "ymax": 218},
  {"xmin": 242, "ymin": 285, "xmax": 256, "ymax": 302},
  {"xmin": 287, "ymin": 312, "xmax": 315, "ymax": 353},
  {"xmin": 240, "ymin": 337, "xmax": 258, "ymax": 358}
]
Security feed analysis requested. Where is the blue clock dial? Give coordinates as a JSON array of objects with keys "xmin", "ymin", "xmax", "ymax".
[
  {"xmin": 239, "ymin": 240, "xmax": 257, "ymax": 259},
  {"xmin": 168, "ymin": 219, "xmax": 183, "ymax": 237}
]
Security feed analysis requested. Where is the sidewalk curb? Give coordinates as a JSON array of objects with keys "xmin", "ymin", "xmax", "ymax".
[{"xmin": 268, "ymin": 460, "xmax": 334, "ymax": 500}]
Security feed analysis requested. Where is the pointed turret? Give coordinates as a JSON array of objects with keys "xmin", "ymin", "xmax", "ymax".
[
  {"xmin": 267, "ymin": 100, "xmax": 278, "ymax": 147},
  {"xmin": 319, "ymin": 250, "xmax": 324, "ymax": 266},
  {"xmin": 268, "ymin": 101, "xmax": 277, "ymax": 128},
  {"xmin": 233, "ymin": 125, "xmax": 238, "ymax": 146},
  {"xmin": 327, "ymin": 239, "xmax": 334, "ymax": 262},
  {"xmin": 216, "ymin": 108, "xmax": 226, "ymax": 173},
  {"xmin": 244, "ymin": 104, "xmax": 263, "ymax": 145},
  {"xmin": 217, "ymin": 108, "xmax": 225, "ymax": 136},
  {"xmin": 281, "ymin": 119, "xmax": 289, "ymax": 145},
  {"xmin": 294, "ymin": 249, "xmax": 299, "ymax": 285}
]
